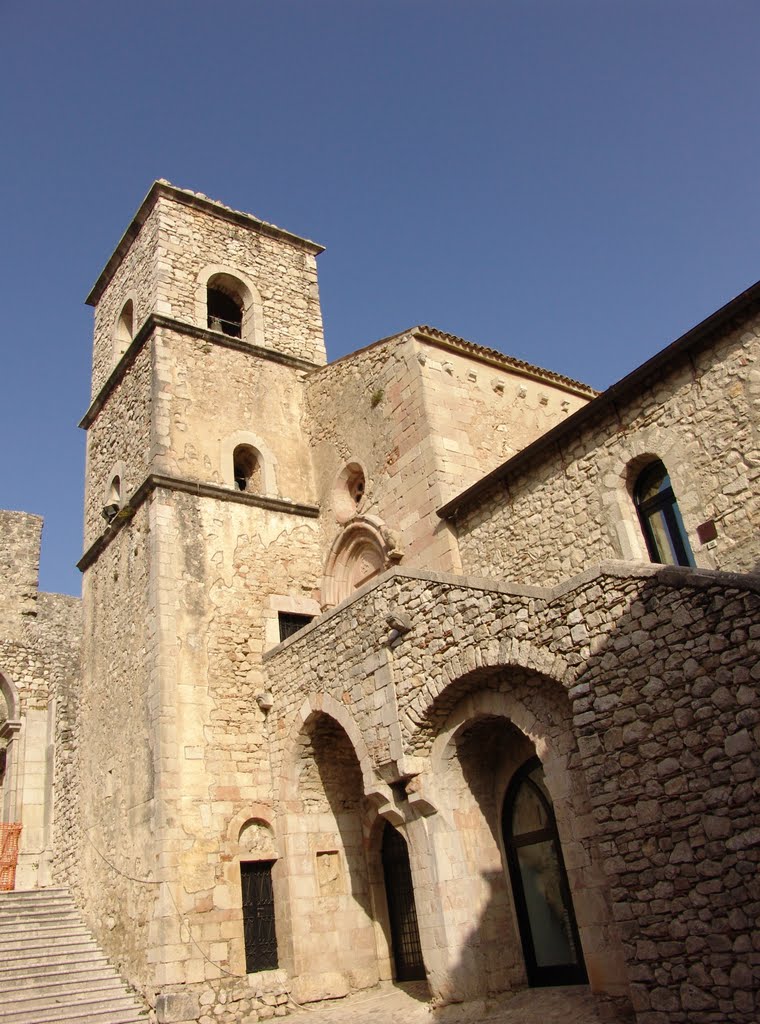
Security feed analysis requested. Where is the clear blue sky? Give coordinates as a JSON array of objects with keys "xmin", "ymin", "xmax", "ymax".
[{"xmin": 2, "ymin": 1, "xmax": 759, "ymax": 596}]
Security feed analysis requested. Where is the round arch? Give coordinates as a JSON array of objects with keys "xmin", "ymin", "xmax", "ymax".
[
  {"xmin": 321, "ymin": 517, "xmax": 402, "ymax": 610},
  {"xmin": 278, "ymin": 693, "xmax": 390, "ymax": 807},
  {"xmin": 194, "ymin": 263, "xmax": 265, "ymax": 345}
]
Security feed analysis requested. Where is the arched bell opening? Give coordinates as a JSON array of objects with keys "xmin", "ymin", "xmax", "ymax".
[{"xmin": 501, "ymin": 756, "xmax": 587, "ymax": 987}]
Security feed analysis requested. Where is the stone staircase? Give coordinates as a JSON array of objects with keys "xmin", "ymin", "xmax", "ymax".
[{"xmin": 0, "ymin": 888, "xmax": 147, "ymax": 1024}]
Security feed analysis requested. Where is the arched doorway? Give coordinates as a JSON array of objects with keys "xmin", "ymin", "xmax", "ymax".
[
  {"xmin": 502, "ymin": 756, "xmax": 587, "ymax": 987},
  {"xmin": 381, "ymin": 823, "xmax": 425, "ymax": 982}
]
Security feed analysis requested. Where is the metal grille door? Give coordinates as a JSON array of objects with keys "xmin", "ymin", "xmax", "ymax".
[
  {"xmin": 381, "ymin": 824, "xmax": 425, "ymax": 981},
  {"xmin": 241, "ymin": 861, "xmax": 278, "ymax": 973}
]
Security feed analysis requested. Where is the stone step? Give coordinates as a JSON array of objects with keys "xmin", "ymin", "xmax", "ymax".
[
  {"xmin": 0, "ymin": 951, "xmax": 110, "ymax": 979},
  {"xmin": 0, "ymin": 922, "xmax": 91, "ymax": 945},
  {"xmin": 1, "ymin": 977, "xmax": 128, "ymax": 1008},
  {"xmin": 0, "ymin": 995, "xmax": 145, "ymax": 1024},
  {"xmin": 0, "ymin": 887, "xmax": 147, "ymax": 1024},
  {"xmin": 0, "ymin": 937, "xmax": 98, "ymax": 958},
  {"xmin": 5, "ymin": 964, "xmax": 121, "ymax": 991},
  {"xmin": 0, "ymin": 909, "xmax": 82, "ymax": 927}
]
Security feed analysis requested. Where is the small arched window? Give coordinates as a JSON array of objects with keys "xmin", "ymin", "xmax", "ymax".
[
  {"xmin": 115, "ymin": 300, "xmax": 134, "ymax": 361},
  {"xmin": 233, "ymin": 445, "xmax": 261, "ymax": 492},
  {"xmin": 207, "ymin": 275, "xmax": 244, "ymax": 338},
  {"xmin": 634, "ymin": 460, "xmax": 695, "ymax": 567}
]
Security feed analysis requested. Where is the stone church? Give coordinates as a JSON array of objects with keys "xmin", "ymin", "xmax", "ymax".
[{"xmin": 0, "ymin": 181, "xmax": 758, "ymax": 1024}]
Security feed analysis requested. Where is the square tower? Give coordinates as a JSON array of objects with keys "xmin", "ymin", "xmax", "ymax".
[{"xmin": 76, "ymin": 183, "xmax": 327, "ymax": 1009}]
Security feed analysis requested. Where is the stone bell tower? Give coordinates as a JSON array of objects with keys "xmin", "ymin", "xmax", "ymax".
[{"xmin": 76, "ymin": 182, "xmax": 327, "ymax": 1014}]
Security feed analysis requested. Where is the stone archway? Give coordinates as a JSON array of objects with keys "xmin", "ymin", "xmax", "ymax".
[
  {"xmin": 418, "ymin": 671, "xmax": 629, "ymax": 1003},
  {"xmin": 277, "ymin": 707, "xmax": 385, "ymax": 1003}
]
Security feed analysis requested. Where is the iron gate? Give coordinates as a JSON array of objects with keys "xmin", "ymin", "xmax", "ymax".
[
  {"xmin": 241, "ymin": 860, "xmax": 278, "ymax": 973},
  {"xmin": 381, "ymin": 824, "xmax": 425, "ymax": 981}
]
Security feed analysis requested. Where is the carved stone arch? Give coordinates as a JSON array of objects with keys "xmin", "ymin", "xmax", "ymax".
[
  {"xmin": 220, "ymin": 431, "xmax": 277, "ymax": 496},
  {"xmin": 194, "ymin": 263, "xmax": 264, "ymax": 345},
  {"xmin": 112, "ymin": 290, "xmax": 139, "ymax": 365},
  {"xmin": 279, "ymin": 693, "xmax": 390, "ymax": 807},
  {"xmin": 321, "ymin": 516, "xmax": 403, "ymax": 610},
  {"xmin": 598, "ymin": 429, "xmax": 704, "ymax": 563}
]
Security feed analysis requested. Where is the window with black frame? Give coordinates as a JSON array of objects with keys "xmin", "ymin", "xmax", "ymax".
[{"xmin": 634, "ymin": 460, "xmax": 695, "ymax": 567}]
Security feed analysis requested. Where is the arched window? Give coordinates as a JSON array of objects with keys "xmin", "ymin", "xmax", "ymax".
[
  {"xmin": 233, "ymin": 445, "xmax": 261, "ymax": 492},
  {"xmin": 502, "ymin": 757, "xmax": 587, "ymax": 987},
  {"xmin": 634, "ymin": 460, "xmax": 695, "ymax": 567},
  {"xmin": 114, "ymin": 299, "xmax": 134, "ymax": 361},
  {"xmin": 207, "ymin": 275, "xmax": 244, "ymax": 338}
]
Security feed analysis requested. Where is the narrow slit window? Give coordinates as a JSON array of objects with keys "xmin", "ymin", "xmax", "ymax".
[
  {"xmin": 634, "ymin": 460, "xmax": 695, "ymax": 567},
  {"xmin": 115, "ymin": 300, "xmax": 134, "ymax": 360}
]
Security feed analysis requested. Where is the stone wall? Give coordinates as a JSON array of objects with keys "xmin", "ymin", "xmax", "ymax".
[
  {"xmin": 83, "ymin": 341, "xmax": 154, "ymax": 546},
  {"xmin": 263, "ymin": 563, "xmax": 759, "ymax": 1022},
  {"xmin": 0, "ymin": 511, "xmax": 43, "ymax": 638},
  {"xmin": 305, "ymin": 330, "xmax": 591, "ymax": 576},
  {"xmin": 155, "ymin": 329, "xmax": 317, "ymax": 504},
  {"xmin": 0, "ymin": 511, "xmax": 81, "ymax": 889},
  {"xmin": 90, "ymin": 199, "xmax": 161, "ymax": 396},
  {"xmin": 453, "ymin": 314, "xmax": 760, "ymax": 585},
  {"xmin": 74, "ymin": 501, "xmax": 160, "ymax": 990}
]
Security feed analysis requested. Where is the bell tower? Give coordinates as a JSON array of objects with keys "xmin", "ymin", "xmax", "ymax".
[{"xmin": 76, "ymin": 182, "xmax": 327, "ymax": 1012}]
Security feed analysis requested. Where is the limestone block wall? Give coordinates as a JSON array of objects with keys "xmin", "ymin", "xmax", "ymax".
[
  {"xmin": 155, "ymin": 330, "xmax": 317, "ymax": 504},
  {"xmin": 454, "ymin": 316, "xmax": 760, "ymax": 585},
  {"xmin": 0, "ymin": 511, "xmax": 81, "ymax": 889},
  {"xmin": 90, "ymin": 200, "xmax": 161, "ymax": 395},
  {"xmin": 306, "ymin": 332, "xmax": 591, "ymax": 577},
  {"xmin": 306, "ymin": 333, "xmax": 445, "ymax": 568},
  {"xmin": 0, "ymin": 511, "xmax": 43, "ymax": 637},
  {"xmin": 83, "ymin": 341, "xmax": 154, "ymax": 546},
  {"xmin": 138, "ymin": 488, "xmax": 323, "ymax": 1008},
  {"xmin": 264, "ymin": 564, "xmax": 759, "ymax": 1022},
  {"xmin": 415, "ymin": 339, "xmax": 590, "ymax": 509},
  {"xmin": 150, "ymin": 193, "xmax": 325, "ymax": 367},
  {"xmin": 74, "ymin": 503, "xmax": 160, "ymax": 990}
]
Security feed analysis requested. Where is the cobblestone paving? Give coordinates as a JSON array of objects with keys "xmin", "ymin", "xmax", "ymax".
[{"xmin": 284, "ymin": 982, "xmax": 630, "ymax": 1024}]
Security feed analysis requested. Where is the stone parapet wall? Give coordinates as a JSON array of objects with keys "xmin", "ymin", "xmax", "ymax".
[
  {"xmin": 0, "ymin": 512, "xmax": 43, "ymax": 639},
  {"xmin": 454, "ymin": 316, "xmax": 760, "ymax": 584},
  {"xmin": 264, "ymin": 564, "xmax": 759, "ymax": 1023}
]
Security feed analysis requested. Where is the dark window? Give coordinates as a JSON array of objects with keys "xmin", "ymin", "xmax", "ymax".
[
  {"xmin": 502, "ymin": 757, "xmax": 587, "ymax": 987},
  {"xmin": 241, "ymin": 861, "xmax": 278, "ymax": 973},
  {"xmin": 207, "ymin": 287, "xmax": 243, "ymax": 338},
  {"xmin": 634, "ymin": 461, "xmax": 695, "ymax": 567},
  {"xmin": 233, "ymin": 445, "xmax": 260, "ymax": 492},
  {"xmin": 278, "ymin": 612, "xmax": 314, "ymax": 643}
]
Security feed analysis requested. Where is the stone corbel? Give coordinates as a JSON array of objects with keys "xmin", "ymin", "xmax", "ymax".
[{"xmin": 0, "ymin": 720, "xmax": 21, "ymax": 741}]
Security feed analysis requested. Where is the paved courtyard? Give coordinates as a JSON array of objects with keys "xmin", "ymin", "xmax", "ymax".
[{"xmin": 284, "ymin": 982, "xmax": 631, "ymax": 1024}]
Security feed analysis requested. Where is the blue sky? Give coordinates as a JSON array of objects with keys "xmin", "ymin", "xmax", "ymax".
[{"xmin": 2, "ymin": 1, "xmax": 759, "ymax": 596}]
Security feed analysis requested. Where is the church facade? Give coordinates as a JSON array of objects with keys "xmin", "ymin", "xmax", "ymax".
[{"xmin": 1, "ymin": 182, "xmax": 758, "ymax": 1024}]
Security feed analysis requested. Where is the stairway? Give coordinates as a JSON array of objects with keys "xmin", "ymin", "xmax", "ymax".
[{"xmin": 0, "ymin": 888, "xmax": 147, "ymax": 1024}]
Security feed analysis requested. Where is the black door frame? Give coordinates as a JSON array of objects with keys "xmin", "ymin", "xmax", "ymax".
[
  {"xmin": 381, "ymin": 822, "xmax": 426, "ymax": 982},
  {"xmin": 502, "ymin": 757, "xmax": 587, "ymax": 987}
]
